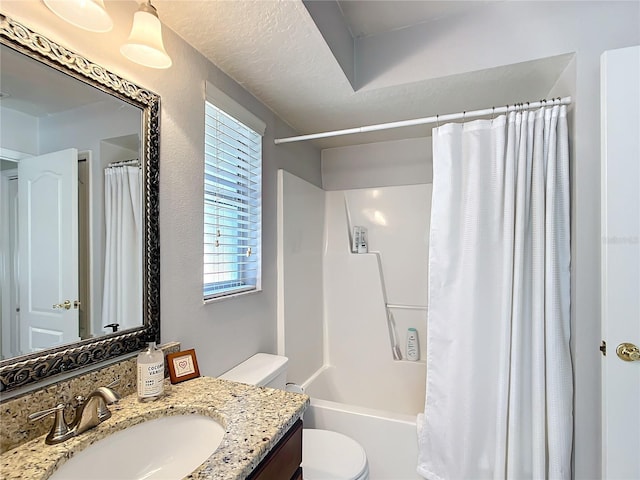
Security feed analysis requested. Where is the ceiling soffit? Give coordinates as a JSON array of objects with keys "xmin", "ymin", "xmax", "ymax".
[{"xmin": 157, "ymin": 1, "xmax": 572, "ymax": 149}]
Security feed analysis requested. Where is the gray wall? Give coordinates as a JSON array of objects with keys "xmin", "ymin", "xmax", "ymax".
[
  {"xmin": 1, "ymin": 3, "xmax": 322, "ymax": 379},
  {"xmin": 322, "ymin": 137, "xmax": 432, "ymax": 190}
]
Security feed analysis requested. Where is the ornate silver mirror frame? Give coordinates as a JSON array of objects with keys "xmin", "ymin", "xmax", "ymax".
[{"xmin": 0, "ymin": 15, "xmax": 160, "ymax": 394}]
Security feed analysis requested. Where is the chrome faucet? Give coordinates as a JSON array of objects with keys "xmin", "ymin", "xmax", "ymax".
[
  {"xmin": 70, "ymin": 386, "xmax": 121, "ymax": 435},
  {"xmin": 29, "ymin": 382, "xmax": 121, "ymax": 445}
]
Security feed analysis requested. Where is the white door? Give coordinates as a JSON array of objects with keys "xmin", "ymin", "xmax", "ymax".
[
  {"xmin": 18, "ymin": 148, "xmax": 80, "ymax": 353},
  {"xmin": 601, "ymin": 45, "xmax": 640, "ymax": 480}
]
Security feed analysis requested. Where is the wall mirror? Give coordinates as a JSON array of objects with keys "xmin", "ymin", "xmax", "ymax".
[{"xmin": 0, "ymin": 15, "xmax": 160, "ymax": 394}]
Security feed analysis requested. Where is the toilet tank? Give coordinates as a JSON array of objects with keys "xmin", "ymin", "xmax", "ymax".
[{"xmin": 218, "ymin": 353, "xmax": 288, "ymax": 389}]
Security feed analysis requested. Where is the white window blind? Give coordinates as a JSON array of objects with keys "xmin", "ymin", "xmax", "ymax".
[{"xmin": 203, "ymin": 96, "xmax": 262, "ymax": 300}]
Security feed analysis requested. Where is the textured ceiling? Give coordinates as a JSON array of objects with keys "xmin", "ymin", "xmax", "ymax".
[
  {"xmin": 337, "ymin": 0, "xmax": 493, "ymax": 38},
  {"xmin": 156, "ymin": 0, "xmax": 569, "ymax": 149}
]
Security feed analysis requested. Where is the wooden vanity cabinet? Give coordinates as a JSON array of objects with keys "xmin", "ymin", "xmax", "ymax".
[{"xmin": 248, "ymin": 419, "xmax": 303, "ymax": 480}]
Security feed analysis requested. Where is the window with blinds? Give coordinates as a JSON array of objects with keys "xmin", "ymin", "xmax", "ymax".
[{"xmin": 203, "ymin": 95, "xmax": 262, "ymax": 300}]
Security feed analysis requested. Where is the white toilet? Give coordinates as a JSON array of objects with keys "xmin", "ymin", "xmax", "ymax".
[{"xmin": 219, "ymin": 353, "xmax": 369, "ymax": 480}]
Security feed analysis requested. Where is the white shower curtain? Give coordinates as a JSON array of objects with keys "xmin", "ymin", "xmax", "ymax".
[
  {"xmin": 102, "ymin": 166, "xmax": 142, "ymax": 331},
  {"xmin": 418, "ymin": 105, "xmax": 572, "ymax": 480}
]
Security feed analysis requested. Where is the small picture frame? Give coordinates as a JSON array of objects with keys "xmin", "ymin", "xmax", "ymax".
[{"xmin": 167, "ymin": 349, "xmax": 201, "ymax": 384}]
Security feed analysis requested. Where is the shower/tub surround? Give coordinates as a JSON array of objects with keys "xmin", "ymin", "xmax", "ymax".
[
  {"xmin": 277, "ymin": 169, "xmax": 431, "ymax": 479},
  {"xmin": 323, "ymin": 185, "xmax": 430, "ymax": 413}
]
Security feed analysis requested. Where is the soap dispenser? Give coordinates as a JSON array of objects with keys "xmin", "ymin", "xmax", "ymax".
[{"xmin": 137, "ymin": 342, "xmax": 164, "ymax": 401}]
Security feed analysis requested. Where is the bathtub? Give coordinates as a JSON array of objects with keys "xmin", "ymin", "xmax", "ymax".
[{"xmin": 300, "ymin": 366, "xmax": 423, "ymax": 480}]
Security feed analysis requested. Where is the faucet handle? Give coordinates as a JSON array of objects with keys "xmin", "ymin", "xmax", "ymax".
[
  {"xmin": 28, "ymin": 403, "xmax": 65, "ymax": 422},
  {"xmin": 106, "ymin": 378, "xmax": 120, "ymax": 389},
  {"xmin": 28, "ymin": 403, "xmax": 75, "ymax": 445}
]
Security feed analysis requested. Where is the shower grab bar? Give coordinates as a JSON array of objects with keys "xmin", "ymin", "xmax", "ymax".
[
  {"xmin": 369, "ymin": 251, "xmax": 403, "ymax": 361},
  {"xmin": 386, "ymin": 303, "xmax": 428, "ymax": 311}
]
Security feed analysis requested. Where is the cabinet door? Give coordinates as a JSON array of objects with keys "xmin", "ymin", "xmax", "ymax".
[{"xmin": 248, "ymin": 420, "xmax": 303, "ymax": 480}]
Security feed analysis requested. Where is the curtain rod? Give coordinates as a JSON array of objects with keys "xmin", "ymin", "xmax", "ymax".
[
  {"xmin": 274, "ymin": 96, "xmax": 572, "ymax": 145},
  {"xmin": 106, "ymin": 158, "xmax": 140, "ymax": 168}
]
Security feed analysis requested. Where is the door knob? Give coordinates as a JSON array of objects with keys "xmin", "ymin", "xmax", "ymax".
[
  {"xmin": 53, "ymin": 300, "xmax": 71, "ymax": 310},
  {"xmin": 616, "ymin": 343, "xmax": 640, "ymax": 362}
]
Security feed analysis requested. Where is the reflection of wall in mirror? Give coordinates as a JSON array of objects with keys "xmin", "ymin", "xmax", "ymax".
[
  {"xmin": 0, "ymin": 108, "xmax": 38, "ymax": 155},
  {"xmin": 0, "ymin": 99, "xmax": 142, "ymax": 357}
]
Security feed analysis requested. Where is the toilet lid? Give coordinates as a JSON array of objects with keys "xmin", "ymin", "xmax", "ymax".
[{"xmin": 302, "ymin": 429, "xmax": 368, "ymax": 480}]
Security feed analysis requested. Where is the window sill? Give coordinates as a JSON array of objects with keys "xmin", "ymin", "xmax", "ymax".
[{"xmin": 203, "ymin": 287, "xmax": 262, "ymax": 305}]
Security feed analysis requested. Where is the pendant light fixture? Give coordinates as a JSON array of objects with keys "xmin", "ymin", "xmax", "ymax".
[
  {"xmin": 44, "ymin": 0, "xmax": 113, "ymax": 32},
  {"xmin": 120, "ymin": 1, "xmax": 172, "ymax": 69}
]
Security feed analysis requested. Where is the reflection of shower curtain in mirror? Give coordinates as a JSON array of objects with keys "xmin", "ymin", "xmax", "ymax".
[{"xmin": 102, "ymin": 166, "xmax": 142, "ymax": 331}]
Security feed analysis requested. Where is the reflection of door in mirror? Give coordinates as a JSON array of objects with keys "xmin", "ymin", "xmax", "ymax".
[
  {"xmin": 18, "ymin": 148, "xmax": 81, "ymax": 353},
  {"xmin": 1, "ymin": 149, "xmax": 83, "ymax": 358},
  {"xmin": 0, "ymin": 142, "xmax": 142, "ymax": 359}
]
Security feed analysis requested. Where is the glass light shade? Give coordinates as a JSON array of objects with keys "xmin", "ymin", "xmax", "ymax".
[
  {"xmin": 44, "ymin": 0, "xmax": 113, "ymax": 32},
  {"xmin": 121, "ymin": 6, "xmax": 172, "ymax": 69}
]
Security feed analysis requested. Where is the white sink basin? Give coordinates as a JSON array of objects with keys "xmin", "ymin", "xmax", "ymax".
[{"xmin": 49, "ymin": 414, "xmax": 225, "ymax": 480}]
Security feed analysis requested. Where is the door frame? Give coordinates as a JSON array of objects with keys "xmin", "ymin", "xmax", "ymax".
[
  {"xmin": 600, "ymin": 44, "xmax": 640, "ymax": 480},
  {"xmin": 0, "ymin": 148, "xmax": 31, "ymax": 359}
]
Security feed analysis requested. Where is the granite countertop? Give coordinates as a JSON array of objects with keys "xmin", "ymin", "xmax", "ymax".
[{"xmin": 0, "ymin": 376, "xmax": 309, "ymax": 480}]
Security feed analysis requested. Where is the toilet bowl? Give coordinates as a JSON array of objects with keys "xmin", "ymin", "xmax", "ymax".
[
  {"xmin": 302, "ymin": 428, "xmax": 369, "ymax": 480},
  {"xmin": 219, "ymin": 354, "xmax": 369, "ymax": 480}
]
